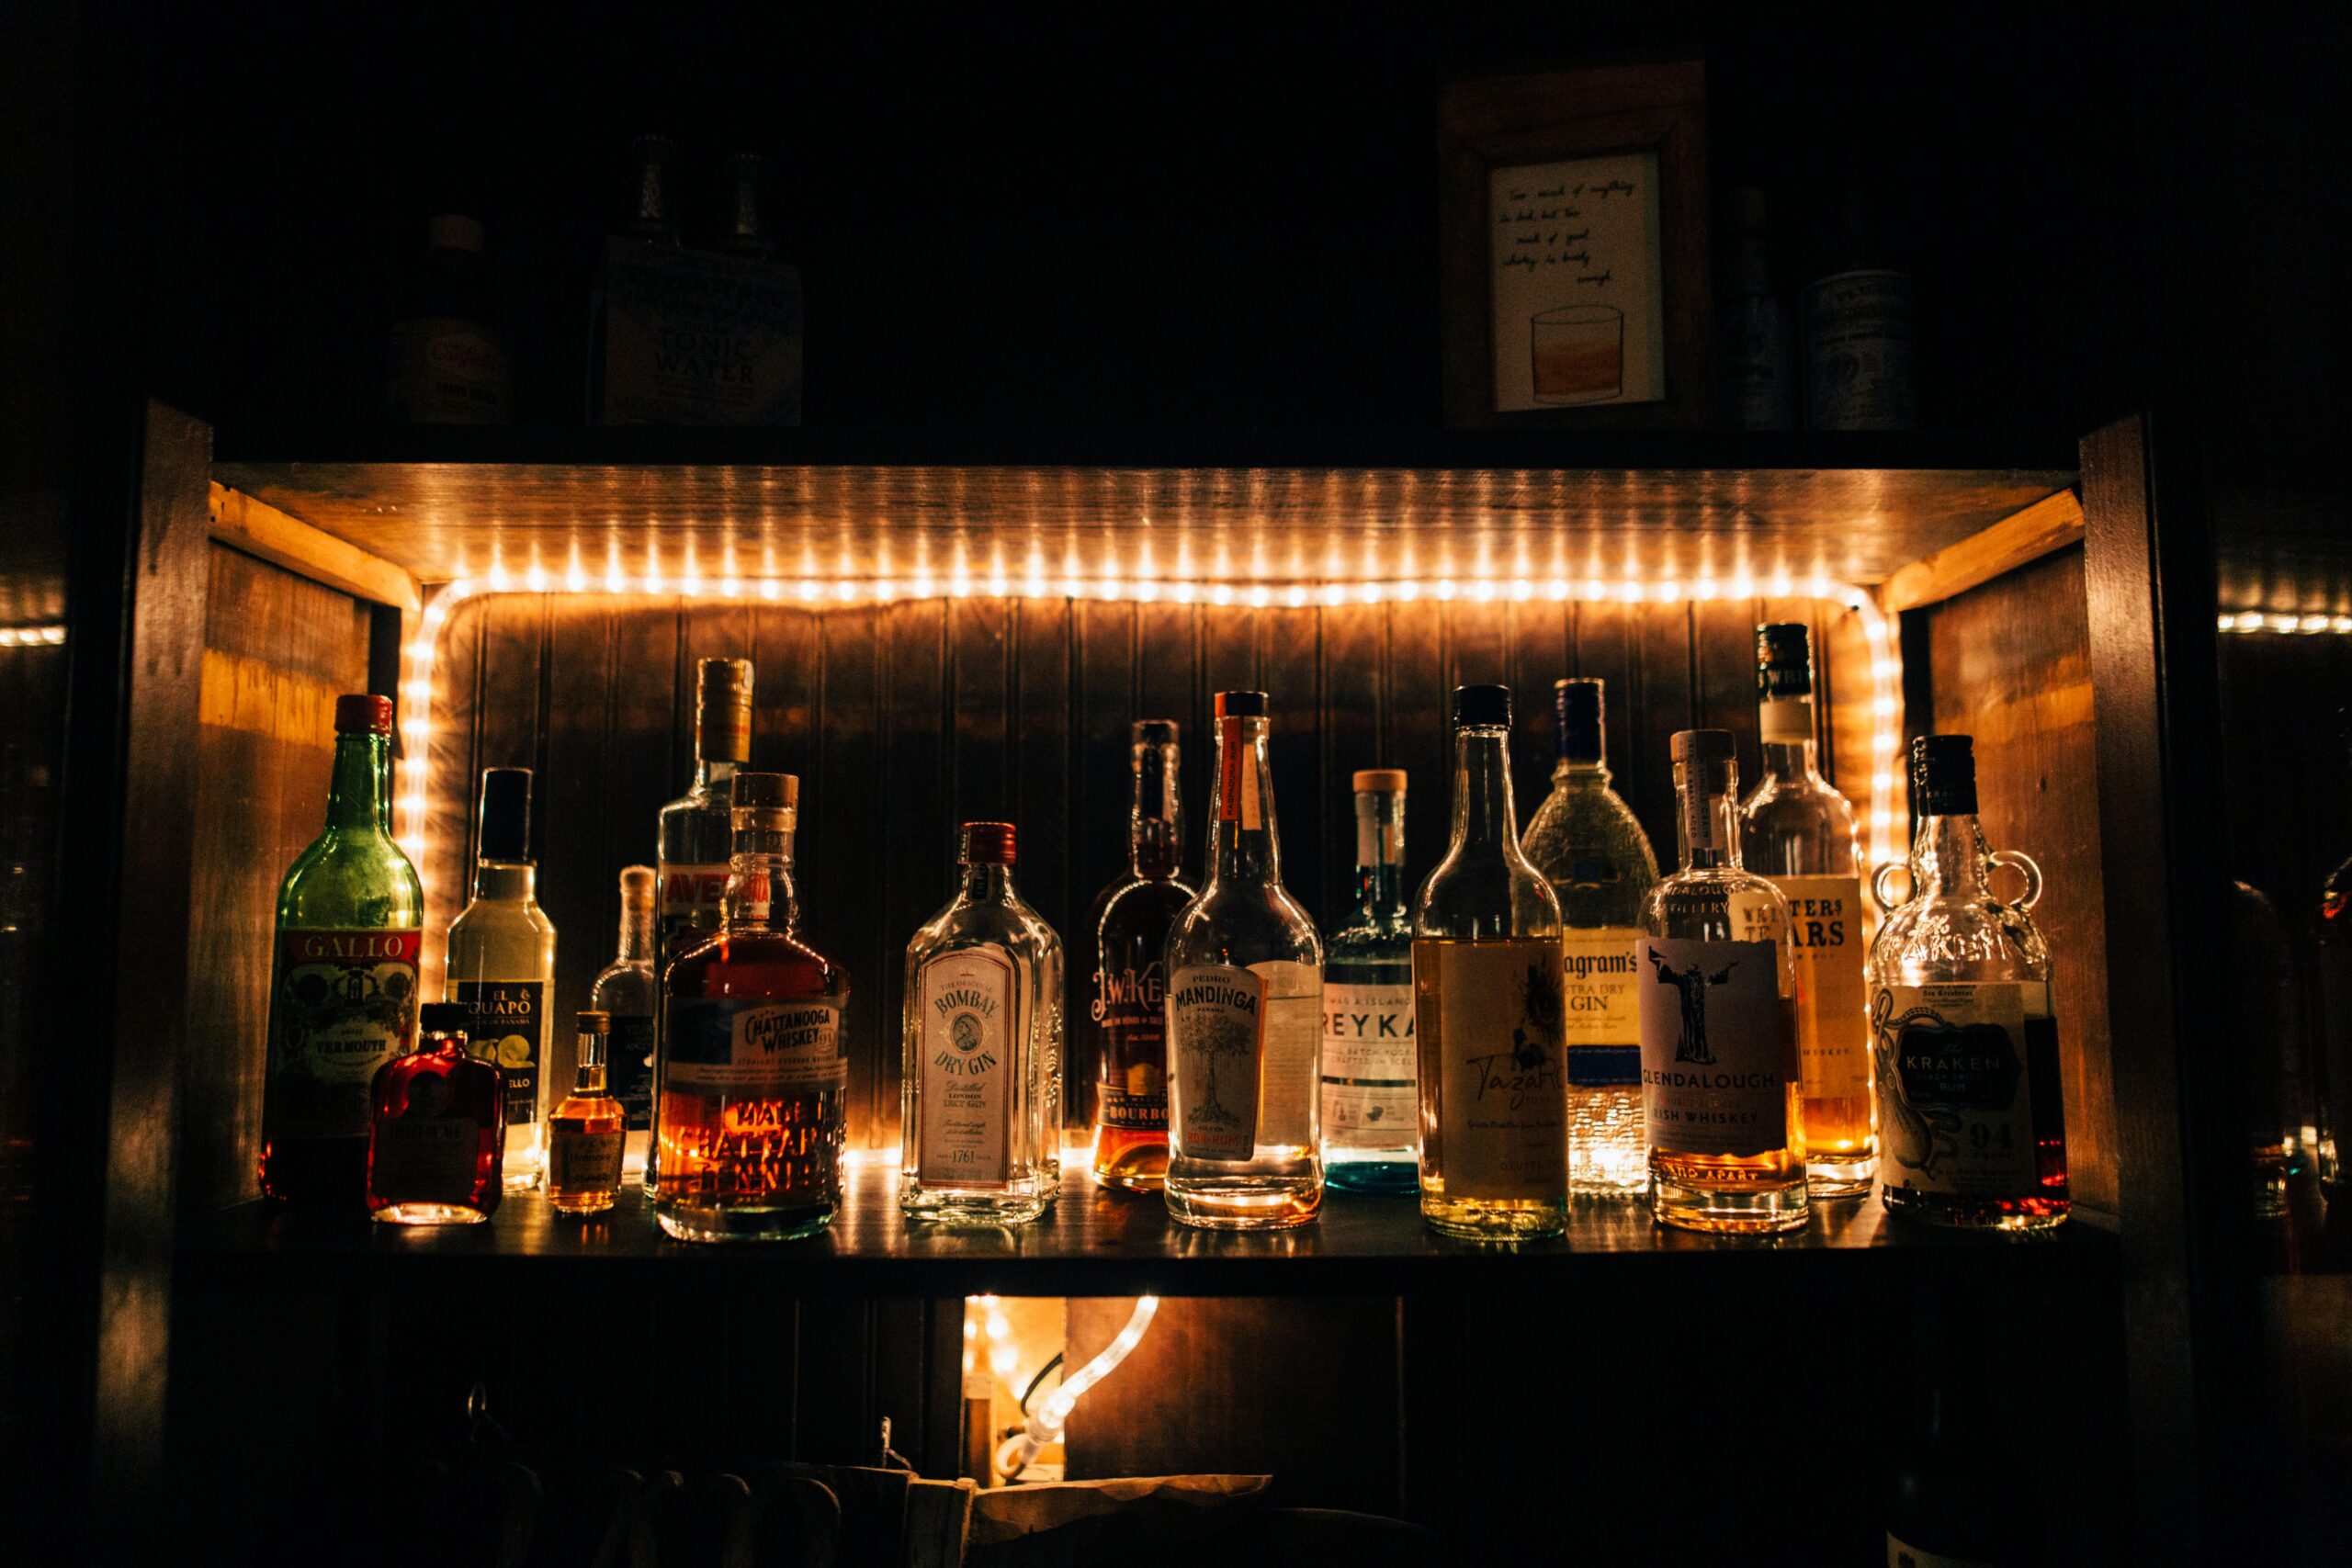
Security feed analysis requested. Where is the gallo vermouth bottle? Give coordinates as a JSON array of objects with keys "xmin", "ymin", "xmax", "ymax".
[
  {"xmin": 1088, "ymin": 721, "xmax": 1193, "ymax": 1192},
  {"xmin": 446, "ymin": 767, "xmax": 559, "ymax": 1193},
  {"xmin": 1321, "ymin": 770, "xmax": 1418, "ymax": 1194},
  {"xmin": 260, "ymin": 694, "xmax": 424, "ymax": 1206}
]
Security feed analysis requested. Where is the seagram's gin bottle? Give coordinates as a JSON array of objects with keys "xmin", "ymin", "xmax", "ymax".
[
  {"xmin": 1521, "ymin": 677, "xmax": 1657, "ymax": 1196},
  {"xmin": 1321, "ymin": 770, "xmax": 1418, "ymax": 1193},
  {"xmin": 1088, "ymin": 721, "xmax": 1194, "ymax": 1192},
  {"xmin": 1162, "ymin": 692, "xmax": 1323, "ymax": 1229},
  {"xmin": 445, "ymin": 767, "xmax": 559, "ymax": 1193}
]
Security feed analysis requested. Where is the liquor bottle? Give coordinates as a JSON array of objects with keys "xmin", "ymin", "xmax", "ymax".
[
  {"xmin": 385, "ymin": 213, "xmax": 513, "ymax": 425},
  {"xmin": 1639, "ymin": 728, "xmax": 1809, "ymax": 1235},
  {"xmin": 260, "ymin": 694, "xmax": 424, "ymax": 1206},
  {"xmin": 590, "ymin": 865, "xmax": 660, "ymax": 1179},
  {"xmin": 900, "ymin": 822, "xmax": 1062, "ymax": 1224},
  {"xmin": 1088, "ymin": 721, "xmax": 1193, "ymax": 1192},
  {"xmin": 446, "ymin": 767, "xmax": 559, "ymax": 1193},
  {"xmin": 1740, "ymin": 623, "xmax": 1874, "ymax": 1196},
  {"xmin": 1719, "ymin": 186, "xmax": 1794, "ymax": 430},
  {"xmin": 1521, "ymin": 677, "xmax": 1658, "ymax": 1196},
  {"xmin": 1162, "ymin": 692, "xmax": 1324, "ymax": 1229},
  {"xmin": 1322, "ymin": 770, "xmax": 1418, "ymax": 1194},
  {"xmin": 548, "ymin": 1011, "xmax": 627, "ymax": 1215},
  {"xmin": 1883, "ymin": 1283, "xmax": 2033, "ymax": 1567},
  {"xmin": 712, "ymin": 152, "xmax": 805, "ymax": 425},
  {"xmin": 368, "ymin": 1001, "xmax": 504, "ymax": 1225},
  {"xmin": 1868, "ymin": 736, "xmax": 2069, "ymax": 1230},
  {"xmin": 656, "ymin": 773, "xmax": 850, "ymax": 1242},
  {"xmin": 588, "ymin": 133, "xmax": 684, "ymax": 423},
  {"xmin": 1413, "ymin": 686, "xmax": 1568, "ymax": 1239},
  {"xmin": 1803, "ymin": 164, "xmax": 1917, "ymax": 431}
]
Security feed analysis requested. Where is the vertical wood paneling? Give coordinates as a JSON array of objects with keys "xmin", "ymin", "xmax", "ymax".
[
  {"xmin": 1569, "ymin": 599, "xmax": 1649, "ymax": 841},
  {"xmin": 1694, "ymin": 599, "xmax": 1763, "ymax": 786},
  {"xmin": 1261, "ymin": 607, "xmax": 1323, "ymax": 925},
  {"xmin": 876, "ymin": 603, "xmax": 947, "ymax": 1146},
  {"xmin": 1504, "ymin": 601, "xmax": 1572, "ymax": 835},
  {"xmin": 1630, "ymin": 604, "xmax": 1697, "ymax": 854},
  {"xmin": 1321, "ymin": 608, "xmax": 1385, "ymax": 920},
  {"xmin": 539, "ymin": 600, "xmax": 620, "ymax": 1087},
  {"xmin": 1386, "ymin": 604, "xmax": 1451, "ymax": 886},
  {"xmin": 1013, "ymin": 599, "xmax": 1074, "ymax": 1122},
  {"xmin": 1134, "ymin": 602, "xmax": 1198, "ymax": 878},
  {"xmin": 819, "ymin": 606, "xmax": 887, "ymax": 1144},
  {"xmin": 1070, "ymin": 603, "xmax": 1138, "ymax": 1127}
]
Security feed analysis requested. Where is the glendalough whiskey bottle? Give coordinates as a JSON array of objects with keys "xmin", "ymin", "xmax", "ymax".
[
  {"xmin": 1163, "ymin": 692, "xmax": 1323, "ymax": 1229},
  {"xmin": 1088, "ymin": 721, "xmax": 1193, "ymax": 1192},
  {"xmin": 261, "ymin": 694, "xmax": 424, "ymax": 1206},
  {"xmin": 1521, "ymin": 677, "xmax": 1658, "ymax": 1196},
  {"xmin": 590, "ymin": 865, "xmax": 660, "ymax": 1179},
  {"xmin": 548, "ymin": 1011, "xmax": 627, "ymax": 1215},
  {"xmin": 1740, "ymin": 624, "xmax": 1874, "ymax": 1196},
  {"xmin": 900, "ymin": 823, "xmax": 1062, "ymax": 1224},
  {"xmin": 446, "ymin": 767, "xmax": 559, "ymax": 1193},
  {"xmin": 368, "ymin": 1002, "xmax": 504, "ymax": 1224},
  {"xmin": 1413, "ymin": 687, "xmax": 1568, "ymax": 1240},
  {"xmin": 1322, "ymin": 770, "xmax": 1418, "ymax": 1194},
  {"xmin": 1639, "ymin": 729, "xmax": 1809, "ymax": 1235},
  {"xmin": 1869, "ymin": 736, "xmax": 2069, "ymax": 1230},
  {"xmin": 657, "ymin": 773, "xmax": 850, "ymax": 1242}
]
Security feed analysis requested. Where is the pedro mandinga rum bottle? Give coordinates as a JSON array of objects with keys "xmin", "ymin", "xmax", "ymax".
[{"xmin": 1088, "ymin": 721, "xmax": 1194, "ymax": 1192}]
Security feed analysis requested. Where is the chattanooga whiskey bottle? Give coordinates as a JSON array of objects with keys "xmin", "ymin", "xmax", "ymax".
[
  {"xmin": 1639, "ymin": 729, "xmax": 1809, "ymax": 1235},
  {"xmin": 1163, "ymin": 692, "xmax": 1323, "ymax": 1229},
  {"xmin": 1414, "ymin": 687, "xmax": 1569, "ymax": 1240},
  {"xmin": 1322, "ymin": 770, "xmax": 1417, "ymax": 1194},
  {"xmin": 447, "ymin": 767, "xmax": 559, "ymax": 1192},
  {"xmin": 657, "ymin": 773, "xmax": 850, "ymax": 1242},
  {"xmin": 1869, "ymin": 736, "xmax": 2069, "ymax": 1231},
  {"xmin": 1740, "ymin": 623, "xmax": 1874, "ymax": 1196},
  {"xmin": 1088, "ymin": 721, "xmax": 1193, "ymax": 1191},
  {"xmin": 260, "ymin": 694, "xmax": 424, "ymax": 1205}
]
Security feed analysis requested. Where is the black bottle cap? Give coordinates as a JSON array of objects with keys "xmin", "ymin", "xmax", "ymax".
[
  {"xmin": 1132, "ymin": 719, "xmax": 1179, "ymax": 746},
  {"xmin": 1911, "ymin": 734, "xmax": 1978, "ymax": 816},
  {"xmin": 1555, "ymin": 678, "xmax": 1603, "ymax": 761},
  {"xmin": 477, "ymin": 767, "xmax": 532, "ymax": 862},
  {"xmin": 1215, "ymin": 691, "xmax": 1268, "ymax": 718},
  {"xmin": 1452, "ymin": 683, "xmax": 1511, "ymax": 728},
  {"xmin": 419, "ymin": 1002, "xmax": 469, "ymax": 1037},
  {"xmin": 1756, "ymin": 623, "xmax": 1814, "ymax": 700},
  {"xmin": 1671, "ymin": 728, "xmax": 1736, "ymax": 763}
]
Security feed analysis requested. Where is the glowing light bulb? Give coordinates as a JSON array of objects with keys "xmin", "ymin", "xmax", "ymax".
[
  {"xmin": 1396, "ymin": 581, "xmax": 1419, "ymax": 603},
  {"xmin": 566, "ymin": 563, "xmax": 588, "ymax": 592},
  {"xmin": 762, "ymin": 579, "xmax": 781, "ymax": 600},
  {"xmin": 1247, "ymin": 584, "xmax": 1272, "ymax": 608},
  {"xmin": 1212, "ymin": 584, "xmax": 1234, "ymax": 606},
  {"xmin": 1436, "ymin": 579, "xmax": 1458, "ymax": 602},
  {"xmin": 721, "ymin": 577, "xmax": 742, "ymax": 597}
]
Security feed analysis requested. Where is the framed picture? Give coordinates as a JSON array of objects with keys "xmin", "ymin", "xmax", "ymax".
[{"xmin": 1440, "ymin": 61, "xmax": 1710, "ymax": 428}]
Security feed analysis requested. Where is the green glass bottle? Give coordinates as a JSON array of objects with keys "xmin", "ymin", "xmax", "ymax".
[{"xmin": 260, "ymin": 694, "xmax": 426, "ymax": 1206}]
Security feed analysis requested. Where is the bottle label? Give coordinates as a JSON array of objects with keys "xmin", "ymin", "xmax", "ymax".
[
  {"xmin": 549, "ymin": 1125, "xmax": 624, "ymax": 1192},
  {"xmin": 609, "ymin": 1014, "xmax": 656, "ymax": 1130},
  {"xmin": 370, "ymin": 1112, "xmax": 477, "ymax": 1203},
  {"xmin": 1169, "ymin": 961, "xmax": 1317, "ymax": 1159},
  {"xmin": 1320, "ymin": 979, "xmax": 1416, "ymax": 1141},
  {"xmin": 1217, "ymin": 719, "xmax": 1263, "ymax": 829},
  {"xmin": 1773, "ymin": 875, "xmax": 1870, "ymax": 1103},
  {"xmin": 659, "ymin": 863, "xmax": 731, "ymax": 930},
  {"xmin": 1560, "ymin": 927, "xmax": 1643, "ymax": 1089},
  {"xmin": 455, "ymin": 979, "xmax": 545, "ymax": 1127},
  {"xmin": 1804, "ymin": 268, "xmax": 1916, "ymax": 431},
  {"xmin": 664, "ymin": 998, "xmax": 846, "ymax": 1096},
  {"xmin": 389, "ymin": 316, "xmax": 514, "ymax": 424},
  {"xmin": 915, "ymin": 947, "xmax": 1017, "ymax": 1186},
  {"xmin": 1091, "ymin": 961, "xmax": 1169, "ymax": 1130},
  {"xmin": 1885, "ymin": 1533, "xmax": 1999, "ymax": 1568},
  {"xmin": 1871, "ymin": 982, "xmax": 2040, "ymax": 1197},
  {"xmin": 1421, "ymin": 941, "xmax": 1567, "ymax": 1201},
  {"xmin": 268, "ymin": 929, "xmax": 423, "ymax": 1140},
  {"xmin": 601, "ymin": 239, "xmax": 805, "ymax": 426},
  {"xmin": 1636, "ymin": 936, "xmax": 1793, "ymax": 1156}
]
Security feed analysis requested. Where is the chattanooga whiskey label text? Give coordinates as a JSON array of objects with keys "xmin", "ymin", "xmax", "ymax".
[{"xmin": 665, "ymin": 999, "xmax": 845, "ymax": 1095}]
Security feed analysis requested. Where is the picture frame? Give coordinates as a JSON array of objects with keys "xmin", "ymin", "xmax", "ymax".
[{"xmin": 1439, "ymin": 61, "xmax": 1710, "ymax": 429}]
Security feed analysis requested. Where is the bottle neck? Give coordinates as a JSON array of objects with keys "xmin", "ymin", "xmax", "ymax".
[
  {"xmin": 1130, "ymin": 742, "xmax": 1183, "ymax": 878},
  {"xmin": 695, "ymin": 757, "xmax": 741, "ymax": 795},
  {"xmin": 960, "ymin": 862, "xmax": 1017, "ymax": 904},
  {"xmin": 1911, "ymin": 811, "xmax": 1995, "ymax": 899},
  {"xmin": 1209, "ymin": 716, "xmax": 1282, "ymax": 885},
  {"xmin": 324, "ymin": 731, "xmax": 392, "ymax": 834},
  {"xmin": 1448, "ymin": 727, "xmax": 1519, "ymax": 856},
  {"xmin": 1758, "ymin": 737, "xmax": 1818, "ymax": 781},
  {"xmin": 616, "ymin": 900, "xmax": 654, "ymax": 963},
  {"xmin": 574, "ymin": 1038, "xmax": 608, "ymax": 1097},
  {"xmin": 1675, "ymin": 760, "xmax": 1745, "ymax": 872},
  {"xmin": 1352, "ymin": 789, "xmax": 1407, "ymax": 919},
  {"xmin": 1551, "ymin": 756, "xmax": 1612, "ymax": 789},
  {"xmin": 471, "ymin": 860, "xmax": 537, "ymax": 902},
  {"xmin": 1758, "ymin": 695, "xmax": 1816, "ymax": 781},
  {"xmin": 728, "ymin": 827, "xmax": 798, "ymax": 931}
]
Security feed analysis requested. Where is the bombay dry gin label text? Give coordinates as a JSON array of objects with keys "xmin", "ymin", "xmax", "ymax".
[
  {"xmin": 917, "ymin": 947, "xmax": 1016, "ymax": 1186},
  {"xmin": 1636, "ymin": 936, "xmax": 1792, "ymax": 1156},
  {"xmin": 1169, "ymin": 964, "xmax": 1265, "ymax": 1160},
  {"xmin": 455, "ymin": 979, "xmax": 545, "ymax": 1126},
  {"xmin": 1320, "ymin": 980, "xmax": 1416, "ymax": 1136},
  {"xmin": 1773, "ymin": 874, "xmax": 1868, "ymax": 1101},
  {"xmin": 270, "ymin": 929, "xmax": 422, "ymax": 1139},
  {"xmin": 1872, "ymin": 982, "xmax": 2039, "ymax": 1197},
  {"xmin": 1093, "ymin": 960, "xmax": 1169, "ymax": 1130},
  {"xmin": 1560, "ymin": 927, "xmax": 1643, "ymax": 1087},
  {"xmin": 664, "ymin": 999, "xmax": 846, "ymax": 1097},
  {"xmin": 1430, "ymin": 942, "xmax": 1566, "ymax": 1201}
]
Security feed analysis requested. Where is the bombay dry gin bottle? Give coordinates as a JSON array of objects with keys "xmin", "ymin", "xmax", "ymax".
[
  {"xmin": 1322, "ymin": 770, "xmax": 1418, "ymax": 1194},
  {"xmin": 1868, "ymin": 736, "xmax": 2070, "ymax": 1231},
  {"xmin": 1739, "ymin": 624, "xmax": 1874, "ymax": 1196},
  {"xmin": 1162, "ymin": 692, "xmax": 1324, "ymax": 1229},
  {"xmin": 900, "ymin": 823, "xmax": 1063, "ymax": 1224},
  {"xmin": 590, "ymin": 865, "xmax": 659, "ymax": 1180},
  {"xmin": 657, "ymin": 773, "xmax": 850, "ymax": 1242},
  {"xmin": 548, "ymin": 1011, "xmax": 627, "ymax": 1215},
  {"xmin": 1639, "ymin": 729, "xmax": 1809, "ymax": 1235},
  {"xmin": 1088, "ymin": 721, "xmax": 1193, "ymax": 1192},
  {"xmin": 1413, "ymin": 687, "xmax": 1568, "ymax": 1240},
  {"xmin": 446, "ymin": 767, "xmax": 559, "ymax": 1193},
  {"xmin": 367, "ymin": 1002, "xmax": 504, "ymax": 1225},
  {"xmin": 261, "ymin": 694, "xmax": 424, "ymax": 1206},
  {"xmin": 1521, "ymin": 677, "xmax": 1657, "ymax": 1197}
]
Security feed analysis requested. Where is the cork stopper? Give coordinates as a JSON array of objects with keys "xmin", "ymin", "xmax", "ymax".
[
  {"xmin": 618, "ymin": 864, "xmax": 656, "ymax": 909},
  {"xmin": 1351, "ymin": 769, "xmax": 1407, "ymax": 794},
  {"xmin": 696, "ymin": 658, "xmax": 754, "ymax": 763}
]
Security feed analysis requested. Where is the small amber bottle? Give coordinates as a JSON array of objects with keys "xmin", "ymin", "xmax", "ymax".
[{"xmin": 548, "ymin": 1010, "xmax": 626, "ymax": 1214}]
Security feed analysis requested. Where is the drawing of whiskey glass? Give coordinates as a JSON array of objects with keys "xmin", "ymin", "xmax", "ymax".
[{"xmin": 1531, "ymin": 304, "xmax": 1624, "ymax": 404}]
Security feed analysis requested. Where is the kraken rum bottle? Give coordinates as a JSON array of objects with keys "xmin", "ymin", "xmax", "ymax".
[
  {"xmin": 260, "ymin": 694, "xmax": 424, "ymax": 1206},
  {"xmin": 1740, "ymin": 623, "xmax": 1874, "ymax": 1196},
  {"xmin": 1322, "ymin": 770, "xmax": 1418, "ymax": 1193},
  {"xmin": 446, "ymin": 767, "xmax": 559, "ymax": 1193},
  {"xmin": 1869, "ymin": 736, "xmax": 2069, "ymax": 1230},
  {"xmin": 1639, "ymin": 729, "xmax": 1809, "ymax": 1235},
  {"xmin": 1413, "ymin": 686, "xmax": 1568, "ymax": 1240},
  {"xmin": 1163, "ymin": 692, "xmax": 1324, "ymax": 1229},
  {"xmin": 1088, "ymin": 721, "xmax": 1193, "ymax": 1192}
]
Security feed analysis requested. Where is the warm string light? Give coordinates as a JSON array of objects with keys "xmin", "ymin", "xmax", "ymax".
[
  {"xmin": 0, "ymin": 625, "xmax": 68, "ymax": 648},
  {"xmin": 2218, "ymin": 610, "xmax": 2352, "ymax": 635}
]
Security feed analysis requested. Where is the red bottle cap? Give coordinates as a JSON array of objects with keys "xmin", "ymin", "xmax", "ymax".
[
  {"xmin": 960, "ymin": 821, "xmax": 1016, "ymax": 865},
  {"xmin": 335, "ymin": 694, "xmax": 395, "ymax": 734}
]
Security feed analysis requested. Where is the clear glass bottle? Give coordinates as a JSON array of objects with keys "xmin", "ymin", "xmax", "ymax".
[
  {"xmin": 368, "ymin": 1002, "xmax": 504, "ymax": 1225},
  {"xmin": 900, "ymin": 823, "xmax": 1062, "ymax": 1224},
  {"xmin": 656, "ymin": 773, "xmax": 850, "ymax": 1243},
  {"xmin": 260, "ymin": 694, "xmax": 425, "ymax": 1207},
  {"xmin": 1323, "ymin": 770, "xmax": 1419, "ymax": 1194},
  {"xmin": 1163, "ymin": 692, "xmax": 1323, "ymax": 1229},
  {"xmin": 1639, "ymin": 728, "xmax": 1809, "ymax": 1235},
  {"xmin": 1088, "ymin": 721, "xmax": 1194, "ymax": 1193},
  {"xmin": 1740, "ymin": 623, "xmax": 1875, "ymax": 1196},
  {"xmin": 1413, "ymin": 687, "xmax": 1568, "ymax": 1240},
  {"xmin": 591, "ymin": 865, "xmax": 660, "ymax": 1179},
  {"xmin": 1869, "ymin": 736, "xmax": 2070, "ymax": 1231},
  {"xmin": 445, "ymin": 766, "xmax": 559, "ymax": 1194},
  {"xmin": 1521, "ymin": 677, "xmax": 1658, "ymax": 1197},
  {"xmin": 548, "ymin": 1010, "xmax": 627, "ymax": 1215}
]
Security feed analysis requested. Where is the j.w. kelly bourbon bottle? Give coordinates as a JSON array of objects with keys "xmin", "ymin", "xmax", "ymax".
[
  {"xmin": 260, "ymin": 694, "xmax": 424, "ymax": 1206},
  {"xmin": 1088, "ymin": 720, "xmax": 1193, "ymax": 1191}
]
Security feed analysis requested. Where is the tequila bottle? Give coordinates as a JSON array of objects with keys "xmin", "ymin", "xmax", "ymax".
[
  {"xmin": 1740, "ymin": 623, "xmax": 1874, "ymax": 1195},
  {"xmin": 445, "ymin": 767, "xmax": 559, "ymax": 1193},
  {"xmin": 1163, "ymin": 692, "xmax": 1323, "ymax": 1229},
  {"xmin": 1088, "ymin": 721, "xmax": 1194, "ymax": 1192},
  {"xmin": 367, "ymin": 1002, "xmax": 503, "ymax": 1224},
  {"xmin": 548, "ymin": 1011, "xmax": 626, "ymax": 1215},
  {"xmin": 900, "ymin": 823, "xmax": 1062, "ymax": 1224},
  {"xmin": 1639, "ymin": 729, "xmax": 1809, "ymax": 1235},
  {"xmin": 1413, "ymin": 686, "xmax": 1568, "ymax": 1240},
  {"xmin": 1521, "ymin": 677, "xmax": 1657, "ymax": 1196},
  {"xmin": 590, "ymin": 865, "xmax": 659, "ymax": 1179},
  {"xmin": 1868, "ymin": 736, "xmax": 2069, "ymax": 1230},
  {"xmin": 1322, "ymin": 770, "xmax": 1418, "ymax": 1193}
]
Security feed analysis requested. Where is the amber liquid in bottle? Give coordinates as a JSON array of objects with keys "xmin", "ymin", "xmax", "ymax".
[
  {"xmin": 1089, "ymin": 722, "xmax": 1193, "ymax": 1192},
  {"xmin": 548, "ymin": 1011, "xmax": 626, "ymax": 1215}
]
